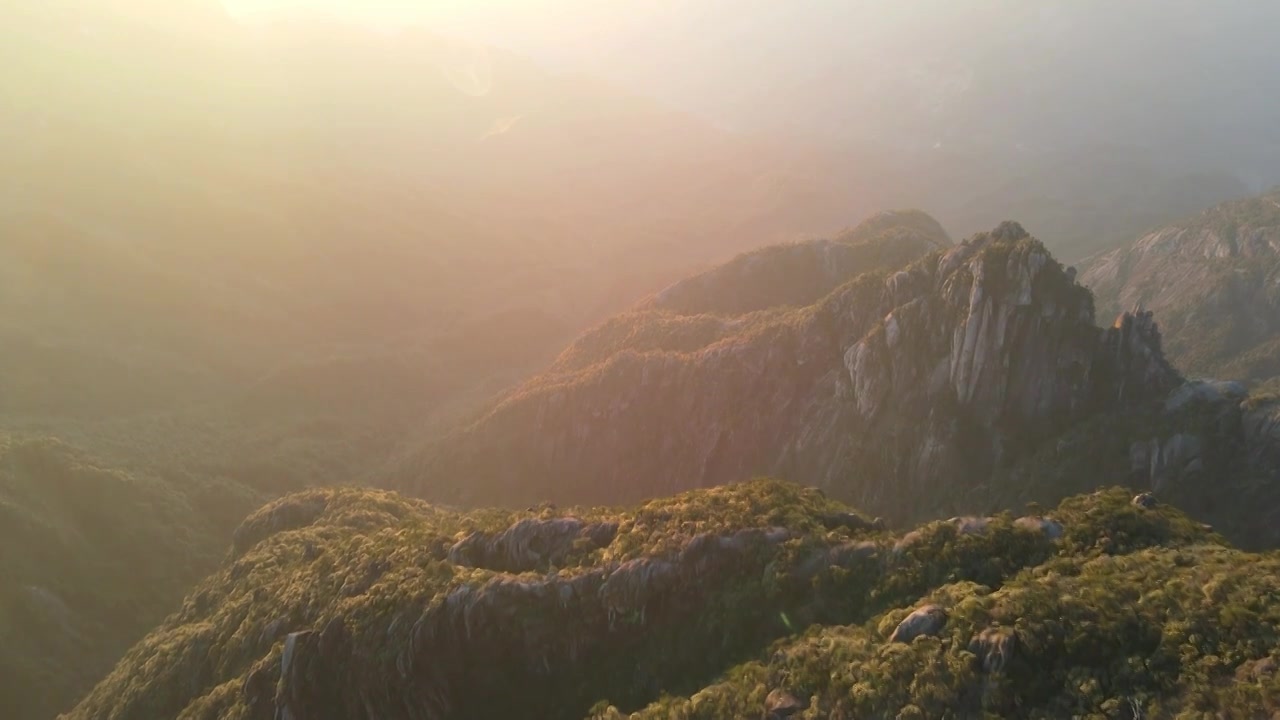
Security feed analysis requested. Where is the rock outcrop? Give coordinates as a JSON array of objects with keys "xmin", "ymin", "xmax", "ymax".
[
  {"xmin": 446, "ymin": 517, "xmax": 618, "ymax": 573},
  {"xmin": 763, "ymin": 688, "xmax": 807, "ymax": 719},
  {"xmin": 889, "ymin": 604, "xmax": 948, "ymax": 643},
  {"xmin": 969, "ymin": 626, "xmax": 1018, "ymax": 674},
  {"xmin": 396, "ymin": 223, "xmax": 1182, "ymax": 525}
]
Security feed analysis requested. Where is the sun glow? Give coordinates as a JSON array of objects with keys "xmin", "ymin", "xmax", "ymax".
[
  {"xmin": 216, "ymin": 0, "xmax": 680, "ymax": 52},
  {"xmin": 219, "ymin": 0, "xmax": 557, "ymax": 27}
]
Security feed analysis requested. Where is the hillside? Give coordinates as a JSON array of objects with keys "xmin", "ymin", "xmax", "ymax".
[
  {"xmin": 393, "ymin": 224, "xmax": 1139, "ymax": 510},
  {"xmin": 1081, "ymin": 188, "xmax": 1280, "ymax": 384},
  {"xmin": 62, "ymin": 480, "xmax": 1280, "ymax": 719},
  {"xmin": 394, "ymin": 220, "xmax": 1280, "ymax": 549},
  {"xmin": 0, "ymin": 434, "xmax": 257, "ymax": 720}
]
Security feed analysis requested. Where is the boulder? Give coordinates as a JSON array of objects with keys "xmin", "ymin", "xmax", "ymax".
[
  {"xmin": 889, "ymin": 604, "xmax": 948, "ymax": 643},
  {"xmin": 819, "ymin": 511, "xmax": 876, "ymax": 532},
  {"xmin": 969, "ymin": 626, "xmax": 1017, "ymax": 673},
  {"xmin": 1165, "ymin": 379, "xmax": 1248, "ymax": 413},
  {"xmin": 948, "ymin": 516, "xmax": 991, "ymax": 535},
  {"xmin": 1132, "ymin": 492, "xmax": 1158, "ymax": 509},
  {"xmin": 1014, "ymin": 516, "xmax": 1064, "ymax": 539},
  {"xmin": 1236, "ymin": 656, "xmax": 1278, "ymax": 682},
  {"xmin": 764, "ymin": 688, "xmax": 807, "ymax": 719}
]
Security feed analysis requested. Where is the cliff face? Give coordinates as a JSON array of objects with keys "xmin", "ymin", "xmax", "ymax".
[
  {"xmin": 1080, "ymin": 188, "xmax": 1280, "ymax": 382},
  {"xmin": 397, "ymin": 223, "xmax": 1180, "ymax": 523}
]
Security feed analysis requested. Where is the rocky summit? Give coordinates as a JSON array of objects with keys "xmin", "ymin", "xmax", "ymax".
[
  {"xmin": 395, "ymin": 221, "xmax": 1188, "ymax": 524},
  {"xmin": 61, "ymin": 481, "xmax": 1280, "ymax": 719}
]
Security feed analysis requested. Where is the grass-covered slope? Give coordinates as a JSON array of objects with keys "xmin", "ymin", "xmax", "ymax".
[
  {"xmin": 0, "ymin": 434, "xmax": 256, "ymax": 720},
  {"xmin": 66, "ymin": 479, "xmax": 1275, "ymax": 720}
]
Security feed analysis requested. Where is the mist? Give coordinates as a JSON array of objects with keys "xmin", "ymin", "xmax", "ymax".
[{"xmin": 7, "ymin": 3, "xmax": 1280, "ymax": 718}]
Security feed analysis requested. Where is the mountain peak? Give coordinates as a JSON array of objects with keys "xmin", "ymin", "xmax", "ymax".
[
  {"xmin": 989, "ymin": 220, "xmax": 1029, "ymax": 242},
  {"xmin": 394, "ymin": 223, "xmax": 1180, "ymax": 527},
  {"xmin": 835, "ymin": 208, "xmax": 952, "ymax": 247}
]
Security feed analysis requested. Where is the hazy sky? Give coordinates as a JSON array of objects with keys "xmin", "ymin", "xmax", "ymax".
[
  {"xmin": 218, "ymin": 0, "xmax": 682, "ymax": 38},
  {"xmin": 221, "ymin": 0, "xmax": 495, "ymax": 23}
]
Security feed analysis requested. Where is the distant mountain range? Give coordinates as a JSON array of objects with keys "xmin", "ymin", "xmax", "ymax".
[
  {"xmin": 0, "ymin": 3, "xmax": 885, "ymax": 482},
  {"xmin": 19, "ymin": 203, "xmax": 1280, "ymax": 719},
  {"xmin": 1082, "ymin": 188, "xmax": 1280, "ymax": 385},
  {"xmin": 0, "ymin": 1, "xmax": 1258, "ymax": 437}
]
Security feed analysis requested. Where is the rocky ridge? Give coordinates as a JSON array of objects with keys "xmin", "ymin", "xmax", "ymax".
[
  {"xmin": 397, "ymin": 222, "xmax": 1184, "ymax": 527},
  {"xmin": 543, "ymin": 210, "xmax": 952, "ymax": 379},
  {"xmin": 65, "ymin": 481, "xmax": 1265, "ymax": 720}
]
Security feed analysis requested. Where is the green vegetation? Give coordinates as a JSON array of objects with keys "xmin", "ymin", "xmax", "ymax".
[
  {"xmin": 605, "ymin": 543, "xmax": 1280, "ymax": 719},
  {"xmin": 66, "ymin": 479, "xmax": 1273, "ymax": 720},
  {"xmin": 0, "ymin": 434, "xmax": 255, "ymax": 720}
]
